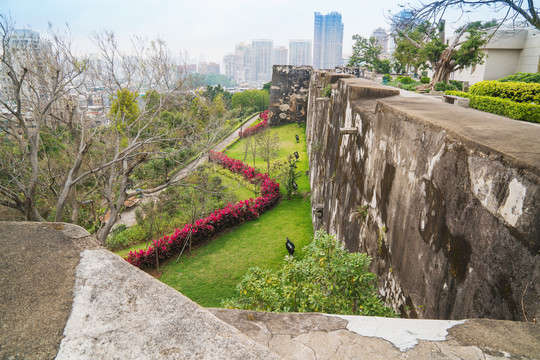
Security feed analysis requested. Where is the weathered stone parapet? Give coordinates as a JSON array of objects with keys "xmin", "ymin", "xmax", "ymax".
[
  {"xmin": 268, "ymin": 65, "xmax": 312, "ymax": 126},
  {"xmin": 306, "ymin": 72, "xmax": 540, "ymax": 321}
]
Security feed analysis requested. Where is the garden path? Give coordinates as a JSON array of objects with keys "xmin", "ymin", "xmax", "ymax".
[{"xmin": 114, "ymin": 113, "xmax": 261, "ymax": 229}]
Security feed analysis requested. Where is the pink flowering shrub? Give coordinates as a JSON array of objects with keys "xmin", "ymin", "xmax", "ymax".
[
  {"xmin": 125, "ymin": 151, "xmax": 280, "ymax": 269},
  {"xmin": 238, "ymin": 110, "xmax": 269, "ymax": 138}
]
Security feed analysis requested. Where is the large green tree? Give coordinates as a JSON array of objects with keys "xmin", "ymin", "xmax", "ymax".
[
  {"xmin": 395, "ymin": 20, "xmax": 493, "ymax": 88},
  {"xmin": 231, "ymin": 90, "xmax": 269, "ymax": 115},
  {"xmin": 347, "ymin": 35, "xmax": 382, "ymax": 70}
]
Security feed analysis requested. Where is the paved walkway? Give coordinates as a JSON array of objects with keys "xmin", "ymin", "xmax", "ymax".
[{"xmin": 115, "ymin": 113, "xmax": 261, "ymax": 228}]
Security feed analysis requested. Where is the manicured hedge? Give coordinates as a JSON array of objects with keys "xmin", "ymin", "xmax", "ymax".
[
  {"xmin": 469, "ymin": 80, "xmax": 540, "ymax": 104},
  {"xmin": 445, "ymin": 90, "xmax": 540, "ymax": 123},
  {"xmin": 125, "ymin": 152, "xmax": 280, "ymax": 268},
  {"xmin": 239, "ymin": 110, "xmax": 268, "ymax": 138},
  {"xmin": 498, "ymin": 72, "xmax": 540, "ymax": 84}
]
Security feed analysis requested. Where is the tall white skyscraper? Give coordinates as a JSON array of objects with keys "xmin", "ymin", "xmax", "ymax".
[
  {"xmin": 313, "ymin": 12, "xmax": 344, "ymax": 69},
  {"xmin": 289, "ymin": 40, "xmax": 312, "ymax": 66},
  {"xmin": 233, "ymin": 42, "xmax": 253, "ymax": 84},
  {"xmin": 252, "ymin": 39, "xmax": 273, "ymax": 83}
]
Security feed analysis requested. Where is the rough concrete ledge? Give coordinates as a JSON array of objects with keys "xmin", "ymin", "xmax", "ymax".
[
  {"xmin": 56, "ymin": 249, "xmax": 279, "ymax": 359},
  {"xmin": 0, "ymin": 222, "xmax": 100, "ymax": 360},
  {"xmin": 339, "ymin": 77, "xmax": 400, "ymax": 100},
  {"xmin": 0, "ymin": 222, "xmax": 279, "ymax": 360},
  {"xmin": 210, "ymin": 309, "xmax": 540, "ymax": 359}
]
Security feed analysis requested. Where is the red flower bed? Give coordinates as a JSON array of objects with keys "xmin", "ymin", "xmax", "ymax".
[
  {"xmin": 125, "ymin": 151, "xmax": 280, "ymax": 269},
  {"xmin": 239, "ymin": 110, "xmax": 269, "ymax": 138}
]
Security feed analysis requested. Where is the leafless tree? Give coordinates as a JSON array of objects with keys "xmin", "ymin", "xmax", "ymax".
[
  {"xmin": 256, "ymin": 129, "xmax": 279, "ymax": 176},
  {"xmin": 0, "ymin": 15, "xmax": 87, "ymax": 221},
  {"xmin": 400, "ymin": 1, "xmax": 539, "ymax": 30},
  {"xmin": 0, "ymin": 15, "xmax": 227, "ymax": 244}
]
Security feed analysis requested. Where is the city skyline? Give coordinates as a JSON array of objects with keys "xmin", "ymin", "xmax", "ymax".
[{"xmin": 2, "ymin": 0, "xmax": 504, "ymax": 66}]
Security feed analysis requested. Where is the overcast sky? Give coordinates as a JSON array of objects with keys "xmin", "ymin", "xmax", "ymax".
[{"xmin": 2, "ymin": 0, "xmax": 502, "ymax": 64}]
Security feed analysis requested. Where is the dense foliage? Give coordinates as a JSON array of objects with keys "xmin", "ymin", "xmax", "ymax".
[
  {"xmin": 396, "ymin": 76, "xmax": 413, "ymax": 84},
  {"xmin": 469, "ymin": 80, "xmax": 540, "ymax": 104},
  {"xmin": 445, "ymin": 90, "xmax": 540, "ymax": 123},
  {"xmin": 392, "ymin": 20, "xmax": 494, "ymax": 87},
  {"xmin": 347, "ymin": 35, "xmax": 390, "ymax": 74},
  {"xmin": 223, "ymin": 230, "xmax": 397, "ymax": 317},
  {"xmin": 231, "ymin": 90, "xmax": 269, "ymax": 116},
  {"xmin": 498, "ymin": 72, "xmax": 540, "ymax": 84}
]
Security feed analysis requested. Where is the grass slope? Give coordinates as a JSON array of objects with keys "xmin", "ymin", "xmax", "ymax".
[{"xmin": 158, "ymin": 123, "xmax": 314, "ymax": 307}]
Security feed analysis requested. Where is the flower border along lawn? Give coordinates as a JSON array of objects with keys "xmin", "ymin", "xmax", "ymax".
[{"xmin": 158, "ymin": 123, "xmax": 313, "ymax": 308}]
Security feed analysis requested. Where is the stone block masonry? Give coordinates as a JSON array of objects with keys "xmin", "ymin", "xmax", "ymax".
[
  {"xmin": 268, "ymin": 65, "xmax": 312, "ymax": 126},
  {"xmin": 305, "ymin": 73, "xmax": 540, "ymax": 321}
]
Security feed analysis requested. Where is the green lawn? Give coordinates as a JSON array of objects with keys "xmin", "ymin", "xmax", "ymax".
[{"xmin": 157, "ymin": 123, "xmax": 314, "ymax": 307}]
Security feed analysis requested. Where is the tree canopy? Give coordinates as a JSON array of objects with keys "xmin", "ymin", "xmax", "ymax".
[
  {"xmin": 393, "ymin": 19, "xmax": 494, "ymax": 88},
  {"xmin": 347, "ymin": 35, "xmax": 392, "ymax": 74},
  {"xmin": 231, "ymin": 90, "xmax": 269, "ymax": 115}
]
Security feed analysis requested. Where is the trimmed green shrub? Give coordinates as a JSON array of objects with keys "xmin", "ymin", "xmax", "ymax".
[
  {"xmin": 445, "ymin": 90, "xmax": 540, "ymax": 123},
  {"xmin": 469, "ymin": 80, "xmax": 540, "ymax": 104},
  {"xmin": 498, "ymin": 72, "xmax": 540, "ymax": 84},
  {"xmin": 449, "ymin": 80, "xmax": 463, "ymax": 91},
  {"xmin": 384, "ymin": 74, "xmax": 393, "ymax": 82},
  {"xmin": 420, "ymin": 76, "xmax": 430, "ymax": 84},
  {"xmin": 435, "ymin": 82, "xmax": 457, "ymax": 91},
  {"xmin": 398, "ymin": 76, "xmax": 413, "ymax": 84}
]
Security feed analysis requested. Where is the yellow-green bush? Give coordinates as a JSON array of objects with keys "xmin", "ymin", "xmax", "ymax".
[
  {"xmin": 446, "ymin": 90, "xmax": 540, "ymax": 123},
  {"xmin": 469, "ymin": 81, "xmax": 540, "ymax": 104}
]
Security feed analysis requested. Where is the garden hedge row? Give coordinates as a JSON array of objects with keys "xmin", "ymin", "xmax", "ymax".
[
  {"xmin": 445, "ymin": 90, "xmax": 540, "ymax": 123},
  {"xmin": 498, "ymin": 72, "xmax": 540, "ymax": 84},
  {"xmin": 125, "ymin": 151, "xmax": 280, "ymax": 268},
  {"xmin": 469, "ymin": 80, "xmax": 540, "ymax": 104}
]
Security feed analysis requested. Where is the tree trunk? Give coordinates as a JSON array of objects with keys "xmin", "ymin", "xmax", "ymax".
[{"xmin": 426, "ymin": 47, "xmax": 454, "ymax": 90}]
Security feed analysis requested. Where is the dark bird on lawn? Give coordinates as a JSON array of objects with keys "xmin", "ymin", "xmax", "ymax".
[
  {"xmin": 295, "ymin": 134, "xmax": 299, "ymax": 142},
  {"xmin": 286, "ymin": 237, "xmax": 295, "ymax": 256},
  {"xmin": 294, "ymin": 151, "xmax": 299, "ymax": 159}
]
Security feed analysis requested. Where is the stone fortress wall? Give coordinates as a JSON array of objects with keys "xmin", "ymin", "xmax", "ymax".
[{"xmin": 269, "ymin": 65, "xmax": 540, "ymax": 321}]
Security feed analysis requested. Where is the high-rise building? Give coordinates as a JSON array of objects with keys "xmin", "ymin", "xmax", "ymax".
[
  {"xmin": 223, "ymin": 54, "xmax": 235, "ymax": 79},
  {"xmin": 313, "ymin": 12, "xmax": 344, "ymax": 69},
  {"xmin": 233, "ymin": 42, "xmax": 253, "ymax": 84},
  {"xmin": 252, "ymin": 39, "xmax": 273, "ymax": 83},
  {"xmin": 370, "ymin": 28, "xmax": 389, "ymax": 58},
  {"xmin": 272, "ymin": 46, "xmax": 288, "ymax": 66},
  {"xmin": 289, "ymin": 40, "xmax": 312, "ymax": 66}
]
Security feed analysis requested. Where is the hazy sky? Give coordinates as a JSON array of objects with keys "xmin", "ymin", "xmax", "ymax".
[{"xmin": 2, "ymin": 0, "xmax": 502, "ymax": 64}]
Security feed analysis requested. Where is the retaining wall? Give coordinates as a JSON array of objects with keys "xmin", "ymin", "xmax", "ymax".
[{"xmin": 306, "ymin": 72, "xmax": 540, "ymax": 321}]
